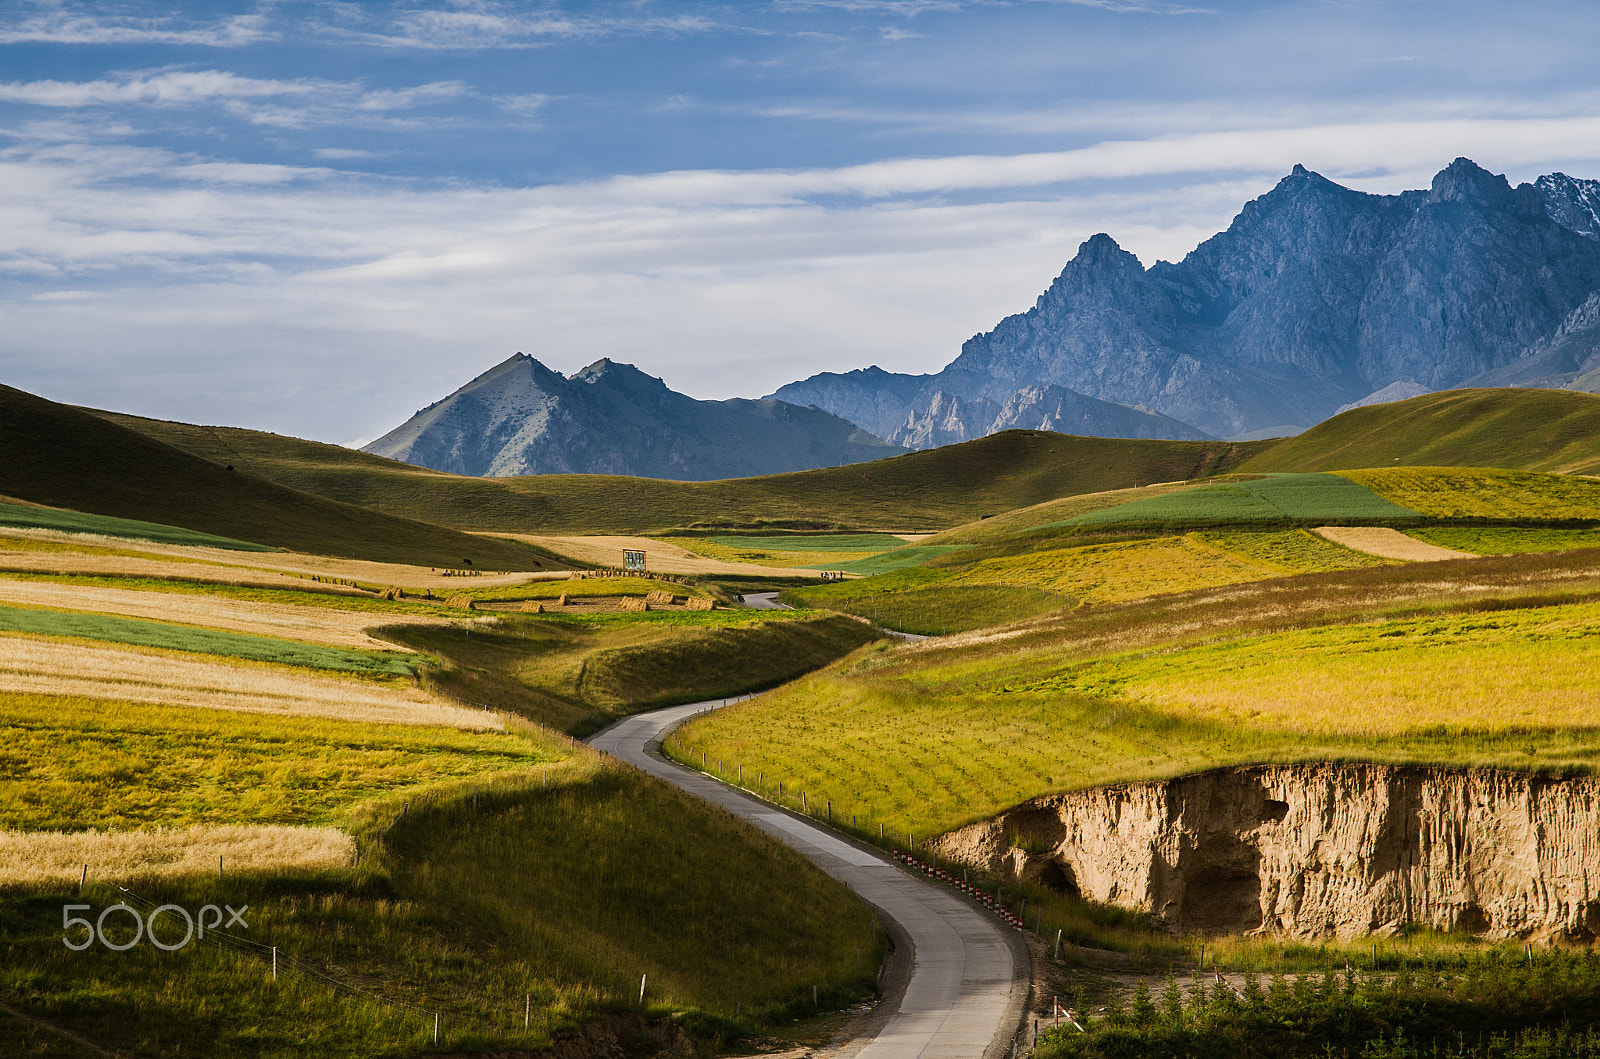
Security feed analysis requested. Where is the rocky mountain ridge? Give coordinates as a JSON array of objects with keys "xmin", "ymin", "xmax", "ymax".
[
  {"xmin": 773, "ymin": 158, "xmax": 1600, "ymax": 442},
  {"xmin": 363, "ymin": 354, "xmax": 906, "ymax": 480}
]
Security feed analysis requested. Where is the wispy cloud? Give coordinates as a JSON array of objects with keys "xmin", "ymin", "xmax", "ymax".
[
  {"xmin": 0, "ymin": 69, "xmax": 472, "ymax": 129},
  {"xmin": 0, "ymin": 3, "xmax": 272, "ymax": 46},
  {"xmin": 333, "ymin": 4, "xmax": 728, "ymax": 50}
]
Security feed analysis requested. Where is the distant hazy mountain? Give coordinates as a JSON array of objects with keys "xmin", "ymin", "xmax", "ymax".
[
  {"xmin": 772, "ymin": 158, "xmax": 1600, "ymax": 441},
  {"xmin": 363, "ymin": 354, "xmax": 906, "ymax": 480}
]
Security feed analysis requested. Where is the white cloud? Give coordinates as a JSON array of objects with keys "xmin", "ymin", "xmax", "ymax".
[
  {"xmin": 0, "ymin": 5, "xmax": 271, "ymax": 46},
  {"xmin": 0, "ymin": 69, "xmax": 474, "ymax": 130}
]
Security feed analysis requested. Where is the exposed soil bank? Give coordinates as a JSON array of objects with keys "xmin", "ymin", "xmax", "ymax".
[{"xmin": 933, "ymin": 763, "xmax": 1600, "ymax": 941}]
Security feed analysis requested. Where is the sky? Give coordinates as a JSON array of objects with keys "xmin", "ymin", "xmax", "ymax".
[{"xmin": 2, "ymin": 1, "xmax": 1600, "ymax": 446}]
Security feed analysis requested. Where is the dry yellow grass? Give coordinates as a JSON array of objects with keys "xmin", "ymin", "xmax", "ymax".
[
  {"xmin": 945, "ymin": 535, "xmax": 1282, "ymax": 603},
  {"xmin": 0, "ymin": 579, "xmax": 452, "ymax": 650},
  {"xmin": 501, "ymin": 534, "xmax": 827, "ymax": 577},
  {"xmin": 1312, "ymin": 526, "xmax": 1477, "ymax": 561},
  {"xmin": 0, "ymin": 824, "xmax": 355, "ymax": 886},
  {"xmin": 0, "ymin": 633, "xmax": 501, "ymax": 729}
]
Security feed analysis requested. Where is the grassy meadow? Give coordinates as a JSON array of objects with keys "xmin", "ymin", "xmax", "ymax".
[
  {"xmin": 0, "ymin": 523, "xmax": 889, "ymax": 1056},
  {"xmin": 389, "ymin": 609, "xmax": 884, "ymax": 734},
  {"xmin": 1338, "ymin": 466, "xmax": 1600, "ymax": 520},
  {"xmin": 0, "ymin": 502, "xmax": 277, "ymax": 551},
  {"xmin": 672, "ymin": 550, "xmax": 1600, "ymax": 843},
  {"xmin": 1, "ymin": 766, "xmax": 878, "ymax": 1058}
]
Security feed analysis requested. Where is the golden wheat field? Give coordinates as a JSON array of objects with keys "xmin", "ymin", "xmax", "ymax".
[
  {"xmin": 0, "ymin": 633, "xmax": 502, "ymax": 729},
  {"xmin": 0, "ymin": 578, "xmax": 452, "ymax": 649},
  {"xmin": 0, "ymin": 824, "xmax": 356, "ymax": 886}
]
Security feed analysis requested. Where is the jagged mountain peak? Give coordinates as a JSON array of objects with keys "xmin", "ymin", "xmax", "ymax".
[
  {"xmin": 773, "ymin": 156, "xmax": 1600, "ymax": 442},
  {"xmin": 364, "ymin": 353, "xmax": 905, "ymax": 479}
]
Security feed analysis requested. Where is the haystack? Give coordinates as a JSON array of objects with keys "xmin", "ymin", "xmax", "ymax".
[
  {"xmin": 620, "ymin": 596, "xmax": 649, "ymax": 612},
  {"xmin": 557, "ymin": 592, "xmax": 570, "ymax": 606},
  {"xmin": 522, "ymin": 601, "xmax": 544, "ymax": 613},
  {"xmin": 645, "ymin": 589, "xmax": 674, "ymax": 605},
  {"xmin": 686, "ymin": 597, "xmax": 715, "ymax": 611},
  {"xmin": 445, "ymin": 594, "xmax": 476, "ymax": 610}
]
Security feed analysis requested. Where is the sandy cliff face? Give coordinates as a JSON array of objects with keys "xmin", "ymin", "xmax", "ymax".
[{"xmin": 932, "ymin": 764, "xmax": 1600, "ymax": 941}]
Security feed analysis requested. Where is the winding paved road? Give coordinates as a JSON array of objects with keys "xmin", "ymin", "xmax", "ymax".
[{"xmin": 589, "ymin": 698, "xmax": 1027, "ymax": 1059}]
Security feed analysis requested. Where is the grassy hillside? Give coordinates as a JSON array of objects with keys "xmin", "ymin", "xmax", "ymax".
[
  {"xmin": 0, "ymin": 385, "xmax": 565, "ymax": 569},
  {"xmin": 675, "ymin": 549, "xmax": 1600, "ymax": 842},
  {"xmin": 98, "ymin": 408, "xmax": 1269, "ymax": 533},
  {"xmin": 0, "ymin": 538, "xmax": 879, "ymax": 1056},
  {"xmin": 1241, "ymin": 388, "xmax": 1600, "ymax": 474}
]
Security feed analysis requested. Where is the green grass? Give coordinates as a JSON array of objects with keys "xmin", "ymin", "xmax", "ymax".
[
  {"xmin": 805, "ymin": 584, "xmax": 1069, "ymax": 635},
  {"xmin": 1242, "ymin": 387, "xmax": 1600, "ymax": 476},
  {"xmin": 0, "ymin": 767, "xmax": 877, "ymax": 1057},
  {"xmin": 0, "ymin": 692, "xmax": 553, "ymax": 831},
  {"xmin": 0, "ymin": 606, "xmax": 421, "ymax": 676},
  {"xmin": 0, "ymin": 502, "xmax": 278, "ymax": 551},
  {"xmin": 1408, "ymin": 526, "xmax": 1600, "ymax": 554},
  {"xmin": 818, "ymin": 544, "xmax": 972, "ymax": 575},
  {"xmin": 0, "ymin": 571, "xmax": 438, "ymax": 614},
  {"xmin": 1194, "ymin": 530, "xmax": 1396, "ymax": 572},
  {"xmin": 1067, "ymin": 473, "xmax": 1420, "ymax": 528},
  {"xmin": 388, "ymin": 611, "xmax": 884, "ymax": 735},
  {"xmin": 99, "ymin": 409, "xmax": 1270, "ymax": 534},
  {"xmin": 1035, "ymin": 951, "xmax": 1600, "ymax": 1058},
  {"xmin": 710, "ymin": 533, "xmax": 911, "ymax": 552},
  {"xmin": 1338, "ymin": 466, "xmax": 1600, "ymax": 521},
  {"xmin": 0, "ymin": 384, "xmax": 570, "ymax": 570},
  {"xmin": 672, "ymin": 551, "xmax": 1600, "ymax": 843}
]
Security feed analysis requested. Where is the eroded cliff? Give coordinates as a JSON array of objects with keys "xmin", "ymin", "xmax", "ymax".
[{"xmin": 932, "ymin": 764, "xmax": 1600, "ymax": 941}]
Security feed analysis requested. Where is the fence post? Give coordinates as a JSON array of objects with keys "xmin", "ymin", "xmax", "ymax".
[
  {"xmin": 434, "ymin": 1013, "xmax": 440, "ymax": 1045},
  {"xmin": 525, "ymin": 993, "xmax": 530, "ymax": 1031},
  {"xmin": 272, "ymin": 946, "xmax": 277, "ymax": 980},
  {"xmin": 79, "ymin": 864, "xmax": 86, "ymax": 896}
]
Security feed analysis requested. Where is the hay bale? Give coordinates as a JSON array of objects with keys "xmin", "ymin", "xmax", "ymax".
[
  {"xmin": 379, "ymin": 587, "xmax": 403, "ymax": 601},
  {"xmin": 445, "ymin": 595, "xmax": 476, "ymax": 610},
  {"xmin": 645, "ymin": 589, "xmax": 674, "ymax": 605},
  {"xmin": 620, "ymin": 596, "xmax": 649, "ymax": 612},
  {"xmin": 686, "ymin": 596, "xmax": 714, "ymax": 611},
  {"xmin": 521, "ymin": 601, "xmax": 544, "ymax": 614},
  {"xmin": 557, "ymin": 592, "xmax": 570, "ymax": 606}
]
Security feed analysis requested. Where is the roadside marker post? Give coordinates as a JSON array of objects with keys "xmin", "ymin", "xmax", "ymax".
[
  {"xmin": 525, "ymin": 994, "xmax": 530, "ymax": 1031},
  {"xmin": 79, "ymin": 864, "xmax": 86, "ymax": 896},
  {"xmin": 272, "ymin": 946, "xmax": 277, "ymax": 980},
  {"xmin": 640, "ymin": 974, "xmax": 648, "ymax": 1006}
]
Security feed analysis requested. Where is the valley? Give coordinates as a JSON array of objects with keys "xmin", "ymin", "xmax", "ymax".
[{"xmin": 6, "ymin": 381, "xmax": 1600, "ymax": 1058}]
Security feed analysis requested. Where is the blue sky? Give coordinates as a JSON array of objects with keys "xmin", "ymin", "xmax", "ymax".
[{"xmin": 2, "ymin": 0, "xmax": 1599, "ymax": 444}]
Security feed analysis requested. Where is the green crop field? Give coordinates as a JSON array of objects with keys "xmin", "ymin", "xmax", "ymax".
[
  {"xmin": 1407, "ymin": 526, "xmax": 1600, "ymax": 554},
  {"xmin": 820, "ymin": 544, "xmax": 972, "ymax": 575},
  {"xmin": 1242, "ymin": 387, "xmax": 1600, "ymax": 475},
  {"xmin": 1065, "ymin": 473, "xmax": 1420, "ymax": 527},
  {"xmin": 0, "ymin": 502, "xmax": 278, "ymax": 551},
  {"xmin": 710, "ymin": 533, "xmax": 911, "ymax": 552},
  {"xmin": 1337, "ymin": 466, "xmax": 1600, "ymax": 520},
  {"xmin": 673, "ymin": 550, "xmax": 1600, "ymax": 843},
  {"xmin": 0, "ymin": 571, "xmax": 435, "ymax": 613},
  {"xmin": 0, "ymin": 605, "xmax": 421, "ymax": 675}
]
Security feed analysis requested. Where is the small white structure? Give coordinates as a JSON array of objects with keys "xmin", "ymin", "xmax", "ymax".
[{"xmin": 622, "ymin": 549, "xmax": 647, "ymax": 573}]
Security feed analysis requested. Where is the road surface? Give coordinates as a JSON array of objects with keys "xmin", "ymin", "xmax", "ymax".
[{"xmin": 589, "ymin": 699, "xmax": 1027, "ymax": 1059}]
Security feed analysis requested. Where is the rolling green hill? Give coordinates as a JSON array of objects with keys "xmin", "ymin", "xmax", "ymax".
[
  {"xmin": 95, "ymin": 410, "xmax": 1269, "ymax": 533},
  {"xmin": 1241, "ymin": 388, "xmax": 1600, "ymax": 474},
  {"xmin": 0, "ymin": 385, "xmax": 567, "ymax": 569}
]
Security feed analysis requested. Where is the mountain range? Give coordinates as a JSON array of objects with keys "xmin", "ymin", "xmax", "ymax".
[
  {"xmin": 363, "ymin": 354, "xmax": 908, "ymax": 480},
  {"xmin": 772, "ymin": 158, "xmax": 1600, "ymax": 442},
  {"xmin": 368, "ymin": 157, "xmax": 1600, "ymax": 479}
]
